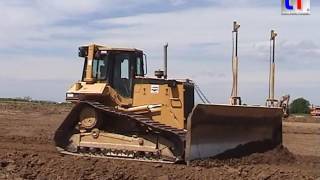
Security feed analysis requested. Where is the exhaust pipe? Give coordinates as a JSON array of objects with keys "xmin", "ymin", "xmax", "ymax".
[
  {"xmin": 154, "ymin": 43, "xmax": 168, "ymax": 79},
  {"xmin": 164, "ymin": 43, "xmax": 168, "ymax": 79}
]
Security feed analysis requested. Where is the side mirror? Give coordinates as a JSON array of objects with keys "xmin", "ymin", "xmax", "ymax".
[{"xmin": 78, "ymin": 46, "xmax": 88, "ymax": 57}]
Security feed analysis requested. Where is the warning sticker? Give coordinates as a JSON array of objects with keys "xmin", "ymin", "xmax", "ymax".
[{"xmin": 150, "ymin": 85, "xmax": 160, "ymax": 94}]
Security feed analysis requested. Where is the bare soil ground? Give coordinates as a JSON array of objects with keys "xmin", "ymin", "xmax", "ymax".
[{"xmin": 0, "ymin": 101, "xmax": 319, "ymax": 180}]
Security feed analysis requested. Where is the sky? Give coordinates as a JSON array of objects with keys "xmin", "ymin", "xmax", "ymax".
[{"xmin": 0, "ymin": 0, "xmax": 319, "ymax": 105}]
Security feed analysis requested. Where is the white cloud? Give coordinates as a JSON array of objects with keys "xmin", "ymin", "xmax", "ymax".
[
  {"xmin": 35, "ymin": 0, "xmax": 106, "ymax": 15},
  {"xmin": 0, "ymin": 2, "xmax": 319, "ymax": 104},
  {"xmin": 169, "ymin": 0, "xmax": 187, "ymax": 6}
]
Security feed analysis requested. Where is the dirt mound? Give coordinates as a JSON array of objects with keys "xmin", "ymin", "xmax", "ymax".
[
  {"xmin": 1, "ymin": 151, "xmax": 144, "ymax": 180},
  {"xmin": 0, "ymin": 150, "xmax": 316, "ymax": 180},
  {"xmin": 191, "ymin": 145, "xmax": 296, "ymax": 168}
]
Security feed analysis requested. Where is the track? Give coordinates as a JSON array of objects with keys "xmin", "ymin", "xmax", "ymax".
[{"xmin": 54, "ymin": 101, "xmax": 187, "ymax": 163}]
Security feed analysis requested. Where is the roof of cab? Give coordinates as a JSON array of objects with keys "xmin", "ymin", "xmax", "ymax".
[{"xmin": 84, "ymin": 44, "xmax": 143, "ymax": 53}]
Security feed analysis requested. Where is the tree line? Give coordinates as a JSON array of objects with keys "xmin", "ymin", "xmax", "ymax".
[{"xmin": 289, "ymin": 97, "xmax": 312, "ymax": 114}]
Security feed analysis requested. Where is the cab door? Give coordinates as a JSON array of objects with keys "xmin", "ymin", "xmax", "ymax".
[
  {"xmin": 111, "ymin": 52, "xmax": 133, "ymax": 98},
  {"xmin": 110, "ymin": 51, "xmax": 144, "ymax": 99}
]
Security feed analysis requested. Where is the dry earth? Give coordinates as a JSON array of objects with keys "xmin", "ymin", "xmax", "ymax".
[{"xmin": 0, "ymin": 101, "xmax": 319, "ymax": 179}]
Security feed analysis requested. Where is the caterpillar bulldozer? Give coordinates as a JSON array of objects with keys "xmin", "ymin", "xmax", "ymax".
[{"xmin": 54, "ymin": 22, "xmax": 286, "ymax": 163}]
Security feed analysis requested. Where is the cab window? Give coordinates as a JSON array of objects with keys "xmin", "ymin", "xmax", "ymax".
[
  {"xmin": 112, "ymin": 53, "xmax": 131, "ymax": 97},
  {"xmin": 136, "ymin": 57, "xmax": 144, "ymax": 76},
  {"xmin": 121, "ymin": 58, "xmax": 129, "ymax": 79},
  {"xmin": 92, "ymin": 56, "xmax": 108, "ymax": 81}
]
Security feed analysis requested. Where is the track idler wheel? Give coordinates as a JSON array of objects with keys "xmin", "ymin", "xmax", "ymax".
[{"xmin": 79, "ymin": 106, "xmax": 99, "ymax": 130}]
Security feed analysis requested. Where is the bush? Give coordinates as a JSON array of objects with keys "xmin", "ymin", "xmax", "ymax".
[{"xmin": 289, "ymin": 98, "xmax": 310, "ymax": 114}]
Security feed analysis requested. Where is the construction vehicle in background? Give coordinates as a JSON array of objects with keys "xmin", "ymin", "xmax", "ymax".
[
  {"xmin": 54, "ymin": 22, "xmax": 285, "ymax": 163},
  {"xmin": 310, "ymin": 105, "xmax": 320, "ymax": 117}
]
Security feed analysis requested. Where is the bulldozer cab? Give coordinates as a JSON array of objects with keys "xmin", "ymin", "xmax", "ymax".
[{"xmin": 79, "ymin": 44, "xmax": 145, "ymax": 98}]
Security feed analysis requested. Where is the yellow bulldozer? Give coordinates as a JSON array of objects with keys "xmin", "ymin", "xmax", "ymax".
[{"xmin": 54, "ymin": 22, "xmax": 288, "ymax": 163}]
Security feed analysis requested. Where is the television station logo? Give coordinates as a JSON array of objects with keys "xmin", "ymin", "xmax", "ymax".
[{"xmin": 282, "ymin": 0, "xmax": 311, "ymax": 15}]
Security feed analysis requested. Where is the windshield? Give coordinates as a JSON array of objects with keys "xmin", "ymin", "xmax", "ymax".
[
  {"xmin": 92, "ymin": 56, "xmax": 108, "ymax": 81},
  {"xmin": 81, "ymin": 51, "xmax": 144, "ymax": 98}
]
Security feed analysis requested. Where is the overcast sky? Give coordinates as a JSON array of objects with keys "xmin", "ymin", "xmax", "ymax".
[{"xmin": 0, "ymin": 0, "xmax": 319, "ymax": 105}]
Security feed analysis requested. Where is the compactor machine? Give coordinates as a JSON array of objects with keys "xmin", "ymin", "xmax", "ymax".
[{"xmin": 54, "ymin": 22, "xmax": 285, "ymax": 163}]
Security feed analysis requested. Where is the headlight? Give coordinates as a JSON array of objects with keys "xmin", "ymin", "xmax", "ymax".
[
  {"xmin": 66, "ymin": 93, "xmax": 80, "ymax": 101},
  {"xmin": 66, "ymin": 93, "xmax": 75, "ymax": 98}
]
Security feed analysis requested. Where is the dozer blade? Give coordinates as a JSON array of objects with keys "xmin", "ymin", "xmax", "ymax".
[{"xmin": 185, "ymin": 104, "xmax": 283, "ymax": 161}]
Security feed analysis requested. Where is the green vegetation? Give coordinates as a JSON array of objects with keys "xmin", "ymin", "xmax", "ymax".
[
  {"xmin": 0, "ymin": 97, "xmax": 72, "ymax": 109},
  {"xmin": 289, "ymin": 98, "xmax": 310, "ymax": 114}
]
